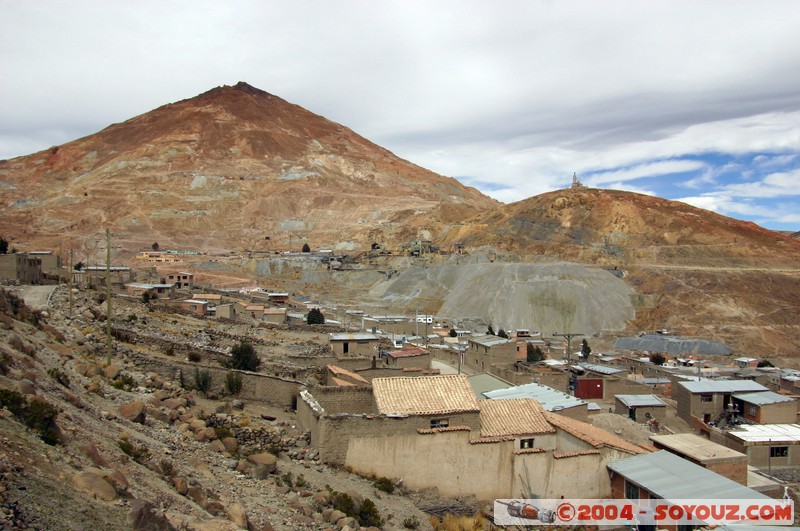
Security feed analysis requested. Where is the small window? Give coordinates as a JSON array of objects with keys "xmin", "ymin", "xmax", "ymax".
[
  {"xmin": 520, "ymin": 438, "xmax": 535, "ymax": 449},
  {"xmin": 430, "ymin": 418, "xmax": 449, "ymax": 429},
  {"xmin": 770, "ymin": 446, "xmax": 788, "ymax": 458},
  {"xmin": 749, "ymin": 405, "xmax": 756, "ymax": 416},
  {"xmin": 625, "ymin": 480, "xmax": 639, "ymax": 500},
  {"xmin": 700, "ymin": 395, "xmax": 713, "ymax": 403}
]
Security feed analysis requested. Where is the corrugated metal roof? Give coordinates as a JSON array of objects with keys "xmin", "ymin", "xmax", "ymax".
[
  {"xmin": 329, "ymin": 333, "xmax": 379, "ymax": 341},
  {"xmin": 479, "ymin": 398, "xmax": 555, "ymax": 437},
  {"xmin": 615, "ymin": 394, "xmax": 667, "ymax": 408},
  {"xmin": 727, "ymin": 424, "xmax": 800, "ymax": 443},
  {"xmin": 607, "ymin": 450, "xmax": 771, "ymax": 500},
  {"xmin": 580, "ymin": 363, "xmax": 624, "ymax": 375},
  {"xmin": 679, "ymin": 380, "xmax": 768, "ymax": 394},
  {"xmin": 484, "ymin": 382, "xmax": 587, "ymax": 411},
  {"xmin": 733, "ymin": 391, "xmax": 796, "ymax": 406},
  {"xmin": 468, "ymin": 334, "xmax": 512, "ymax": 347},
  {"xmin": 468, "ymin": 373, "xmax": 514, "ymax": 400}
]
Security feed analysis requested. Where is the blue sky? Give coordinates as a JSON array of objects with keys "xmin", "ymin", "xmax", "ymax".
[{"xmin": 1, "ymin": 1, "xmax": 799, "ymax": 230}]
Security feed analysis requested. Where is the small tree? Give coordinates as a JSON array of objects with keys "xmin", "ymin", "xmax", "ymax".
[
  {"xmin": 581, "ymin": 339, "xmax": 592, "ymax": 358},
  {"xmin": 142, "ymin": 291, "xmax": 151, "ymax": 304},
  {"xmin": 757, "ymin": 359, "xmax": 775, "ymax": 368},
  {"xmin": 497, "ymin": 328, "xmax": 509, "ymax": 339},
  {"xmin": 225, "ymin": 371, "xmax": 244, "ymax": 396},
  {"xmin": 306, "ymin": 308, "xmax": 325, "ymax": 325},
  {"xmin": 487, "ymin": 325, "xmax": 495, "ymax": 335},
  {"xmin": 301, "ymin": 243, "xmax": 311, "ymax": 253},
  {"xmin": 527, "ymin": 343, "xmax": 545, "ymax": 363},
  {"xmin": 649, "ymin": 352, "xmax": 666, "ymax": 366},
  {"xmin": 73, "ymin": 261, "xmax": 84, "ymax": 271},
  {"xmin": 152, "ymin": 242, "xmax": 160, "ymax": 251},
  {"xmin": 228, "ymin": 341, "xmax": 260, "ymax": 372},
  {"xmin": 0, "ymin": 237, "xmax": 8, "ymax": 255},
  {"xmin": 193, "ymin": 368, "xmax": 212, "ymax": 396},
  {"xmin": 449, "ymin": 328, "xmax": 457, "ymax": 338}
]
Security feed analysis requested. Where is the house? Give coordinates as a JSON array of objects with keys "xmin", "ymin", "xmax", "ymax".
[
  {"xmin": 263, "ymin": 308, "xmax": 286, "ymax": 324},
  {"xmin": 192, "ymin": 293, "xmax": 222, "ymax": 305},
  {"xmin": 385, "ymin": 347, "xmax": 431, "ymax": 369},
  {"xmin": 267, "ymin": 292, "xmax": 289, "ymax": 304},
  {"xmin": 166, "ymin": 272, "xmax": 193, "ymax": 290},
  {"xmin": 27, "ymin": 251, "xmax": 61, "ymax": 276},
  {"xmin": 484, "ymin": 381, "xmax": 590, "ymax": 420},
  {"xmin": 731, "ymin": 391, "xmax": 797, "ymax": 424},
  {"xmin": 78, "ymin": 266, "xmax": 134, "ymax": 289},
  {"xmin": 0, "ymin": 253, "xmax": 42, "ymax": 284},
  {"xmin": 215, "ymin": 303, "xmax": 235, "ymax": 320},
  {"xmin": 723, "ymin": 424, "xmax": 800, "ymax": 470},
  {"xmin": 328, "ymin": 333, "xmax": 380, "ymax": 357},
  {"xmin": 298, "ymin": 374, "xmax": 647, "ymax": 500},
  {"xmin": 735, "ymin": 357, "xmax": 759, "ymax": 368},
  {"xmin": 125, "ymin": 282, "xmax": 175, "ymax": 300},
  {"xmin": 674, "ymin": 379, "xmax": 768, "ymax": 424},
  {"xmin": 178, "ymin": 299, "xmax": 208, "ymax": 316},
  {"xmin": 607, "ymin": 451, "xmax": 772, "ymax": 521},
  {"xmin": 614, "ymin": 394, "xmax": 667, "ymax": 423},
  {"xmin": 650, "ymin": 433, "xmax": 748, "ymax": 485},
  {"xmin": 244, "ymin": 304, "xmax": 264, "ymax": 320},
  {"xmin": 465, "ymin": 334, "xmax": 517, "ymax": 372}
]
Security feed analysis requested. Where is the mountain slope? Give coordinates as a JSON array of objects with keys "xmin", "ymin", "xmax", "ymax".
[{"xmin": 0, "ymin": 82, "xmax": 497, "ymax": 253}]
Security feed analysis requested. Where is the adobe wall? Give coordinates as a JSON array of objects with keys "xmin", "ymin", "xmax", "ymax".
[
  {"xmin": 391, "ymin": 354, "xmax": 431, "ymax": 369},
  {"xmin": 127, "ymin": 352, "xmax": 302, "ymax": 408},
  {"xmin": 512, "ymin": 451, "xmax": 612, "ymax": 499},
  {"xmin": 603, "ymin": 377, "xmax": 666, "ymax": 399},
  {"xmin": 758, "ymin": 400, "xmax": 797, "ymax": 424},
  {"xmin": 287, "ymin": 354, "xmax": 374, "ymax": 370},
  {"xmin": 318, "ymin": 412, "xmax": 481, "ymax": 466},
  {"xmin": 309, "ymin": 386, "xmax": 376, "ymax": 415},
  {"xmin": 345, "ymin": 430, "xmax": 515, "ymax": 500},
  {"xmin": 354, "ymin": 367, "xmax": 432, "ymax": 381},
  {"xmin": 707, "ymin": 460, "xmax": 748, "ymax": 486}
]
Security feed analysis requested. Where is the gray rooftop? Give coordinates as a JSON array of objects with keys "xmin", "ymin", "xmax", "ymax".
[
  {"xmin": 732, "ymin": 391, "xmax": 795, "ymax": 406},
  {"xmin": 679, "ymin": 380, "xmax": 768, "ymax": 394},
  {"xmin": 579, "ymin": 363, "xmax": 624, "ymax": 375},
  {"xmin": 484, "ymin": 382, "xmax": 587, "ymax": 412},
  {"xmin": 329, "ymin": 333, "xmax": 379, "ymax": 341},
  {"xmin": 607, "ymin": 450, "xmax": 771, "ymax": 500},
  {"xmin": 615, "ymin": 394, "xmax": 667, "ymax": 408},
  {"xmin": 727, "ymin": 424, "xmax": 800, "ymax": 444},
  {"xmin": 469, "ymin": 334, "xmax": 512, "ymax": 347},
  {"xmin": 467, "ymin": 373, "xmax": 515, "ymax": 400}
]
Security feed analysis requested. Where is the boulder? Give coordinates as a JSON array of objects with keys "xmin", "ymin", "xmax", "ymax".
[
  {"xmin": 119, "ymin": 401, "xmax": 147, "ymax": 424},
  {"xmin": 172, "ymin": 476, "xmax": 188, "ymax": 495},
  {"xmin": 127, "ymin": 499, "xmax": 176, "ymax": 530},
  {"xmin": 220, "ymin": 437, "xmax": 238, "ymax": 453},
  {"xmin": 104, "ymin": 364, "xmax": 121, "ymax": 379},
  {"xmin": 73, "ymin": 470, "xmax": 117, "ymax": 501},
  {"xmin": 328, "ymin": 510, "xmax": 346, "ymax": 524},
  {"xmin": 186, "ymin": 486, "xmax": 207, "ymax": 508},
  {"xmin": 79, "ymin": 443, "xmax": 109, "ymax": 468},
  {"xmin": 227, "ymin": 502, "xmax": 249, "ymax": 529},
  {"xmin": 161, "ymin": 398, "xmax": 183, "ymax": 410},
  {"xmin": 208, "ymin": 439, "xmax": 226, "ymax": 453},
  {"xmin": 18, "ymin": 379, "xmax": 35, "ymax": 396}
]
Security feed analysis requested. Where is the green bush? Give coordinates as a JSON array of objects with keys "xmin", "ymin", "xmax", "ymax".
[
  {"xmin": 187, "ymin": 351, "xmax": 202, "ymax": 363},
  {"xmin": 118, "ymin": 438, "xmax": 150, "ymax": 464},
  {"xmin": 306, "ymin": 308, "xmax": 325, "ymax": 325},
  {"xmin": 227, "ymin": 341, "xmax": 260, "ymax": 372},
  {"xmin": 214, "ymin": 427, "xmax": 233, "ymax": 440},
  {"xmin": 0, "ymin": 389, "xmax": 60, "ymax": 445},
  {"xmin": 193, "ymin": 368, "xmax": 212, "ymax": 396},
  {"xmin": 374, "ymin": 476, "xmax": 395, "ymax": 494},
  {"xmin": 225, "ymin": 371, "xmax": 243, "ymax": 396},
  {"xmin": 359, "ymin": 498, "xmax": 383, "ymax": 527},
  {"xmin": 110, "ymin": 374, "xmax": 136, "ymax": 391},
  {"xmin": 333, "ymin": 492, "xmax": 357, "ymax": 518},
  {"xmin": 47, "ymin": 368, "xmax": 70, "ymax": 388},
  {"xmin": 403, "ymin": 516, "xmax": 420, "ymax": 529}
]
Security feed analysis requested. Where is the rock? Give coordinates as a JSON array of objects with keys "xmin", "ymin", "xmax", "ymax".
[
  {"xmin": 104, "ymin": 469, "xmax": 129, "ymax": 491},
  {"xmin": 195, "ymin": 427, "xmax": 216, "ymax": 442},
  {"xmin": 208, "ymin": 439, "xmax": 225, "ymax": 453},
  {"xmin": 119, "ymin": 401, "xmax": 147, "ymax": 424},
  {"xmin": 79, "ymin": 443, "xmax": 109, "ymax": 467},
  {"xmin": 329, "ymin": 510, "xmax": 346, "ymax": 524},
  {"xmin": 127, "ymin": 499, "xmax": 176, "ymax": 530},
  {"xmin": 313, "ymin": 490, "xmax": 332, "ymax": 507},
  {"xmin": 73, "ymin": 470, "xmax": 117, "ymax": 501},
  {"xmin": 221, "ymin": 437, "xmax": 238, "ymax": 453},
  {"xmin": 104, "ymin": 364, "xmax": 121, "ymax": 379},
  {"xmin": 18, "ymin": 379, "xmax": 35, "ymax": 395},
  {"xmin": 189, "ymin": 419, "xmax": 207, "ymax": 431},
  {"xmin": 162, "ymin": 398, "xmax": 183, "ymax": 410},
  {"xmin": 231, "ymin": 399, "xmax": 244, "ymax": 410},
  {"xmin": 206, "ymin": 500, "xmax": 226, "ymax": 516},
  {"xmin": 186, "ymin": 486, "xmax": 207, "ymax": 508},
  {"xmin": 337, "ymin": 516, "xmax": 357, "ymax": 529},
  {"xmin": 173, "ymin": 476, "xmax": 188, "ymax": 495},
  {"xmin": 227, "ymin": 502, "xmax": 249, "ymax": 529}
]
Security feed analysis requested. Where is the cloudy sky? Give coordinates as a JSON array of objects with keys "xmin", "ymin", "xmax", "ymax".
[{"xmin": 2, "ymin": 1, "xmax": 799, "ymax": 230}]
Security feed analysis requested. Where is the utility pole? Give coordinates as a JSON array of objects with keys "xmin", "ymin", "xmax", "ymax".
[
  {"xmin": 105, "ymin": 228, "xmax": 112, "ymax": 365},
  {"xmin": 553, "ymin": 332, "xmax": 584, "ymax": 363},
  {"xmin": 68, "ymin": 248, "xmax": 74, "ymax": 317}
]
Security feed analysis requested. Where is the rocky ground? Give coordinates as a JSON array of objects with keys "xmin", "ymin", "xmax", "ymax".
[{"xmin": 0, "ymin": 285, "xmax": 444, "ymax": 530}]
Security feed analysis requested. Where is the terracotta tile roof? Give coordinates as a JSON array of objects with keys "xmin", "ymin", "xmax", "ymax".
[
  {"xmin": 469, "ymin": 436, "xmax": 514, "ymax": 444},
  {"xmin": 544, "ymin": 412, "xmax": 649, "ymax": 455},
  {"xmin": 479, "ymin": 398, "xmax": 556, "ymax": 437},
  {"xmin": 553, "ymin": 450, "xmax": 601, "ymax": 459},
  {"xmin": 326, "ymin": 365, "xmax": 370, "ymax": 385},
  {"xmin": 417, "ymin": 426, "xmax": 472, "ymax": 435},
  {"xmin": 330, "ymin": 377, "xmax": 356, "ymax": 387},
  {"xmin": 244, "ymin": 305, "xmax": 264, "ymax": 311},
  {"xmin": 372, "ymin": 375, "xmax": 480, "ymax": 416},
  {"xmin": 514, "ymin": 447, "xmax": 548, "ymax": 455},
  {"xmin": 388, "ymin": 347, "xmax": 429, "ymax": 358}
]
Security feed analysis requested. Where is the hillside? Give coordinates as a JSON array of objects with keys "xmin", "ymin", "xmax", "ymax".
[{"xmin": 0, "ymin": 82, "xmax": 497, "ymax": 254}]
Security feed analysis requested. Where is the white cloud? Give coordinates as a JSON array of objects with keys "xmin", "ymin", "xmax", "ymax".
[{"xmin": 585, "ymin": 160, "xmax": 707, "ymax": 187}]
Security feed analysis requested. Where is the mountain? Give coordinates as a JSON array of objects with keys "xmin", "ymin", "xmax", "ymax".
[
  {"xmin": 436, "ymin": 187, "xmax": 800, "ymax": 267},
  {"xmin": 0, "ymin": 82, "xmax": 497, "ymax": 254}
]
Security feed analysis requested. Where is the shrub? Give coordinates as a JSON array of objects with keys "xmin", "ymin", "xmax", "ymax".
[
  {"xmin": 193, "ymin": 368, "xmax": 212, "ymax": 396},
  {"xmin": 526, "ymin": 343, "xmax": 545, "ymax": 363},
  {"xmin": 110, "ymin": 374, "xmax": 136, "ymax": 391},
  {"xmin": 225, "ymin": 371, "xmax": 243, "ymax": 396},
  {"xmin": 227, "ymin": 341, "xmax": 260, "ymax": 372},
  {"xmin": 359, "ymin": 498, "xmax": 383, "ymax": 527},
  {"xmin": 0, "ymin": 389, "xmax": 60, "ymax": 445},
  {"xmin": 306, "ymin": 308, "xmax": 325, "ymax": 325},
  {"xmin": 374, "ymin": 476, "xmax": 395, "ymax": 494},
  {"xmin": 403, "ymin": 516, "xmax": 420, "ymax": 529},
  {"xmin": 214, "ymin": 427, "xmax": 233, "ymax": 440},
  {"xmin": 159, "ymin": 459, "xmax": 175, "ymax": 478},
  {"xmin": 47, "ymin": 368, "xmax": 70, "ymax": 388},
  {"xmin": 187, "ymin": 351, "xmax": 201, "ymax": 363},
  {"xmin": 333, "ymin": 492, "xmax": 357, "ymax": 518},
  {"xmin": 649, "ymin": 352, "xmax": 666, "ymax": 366}
]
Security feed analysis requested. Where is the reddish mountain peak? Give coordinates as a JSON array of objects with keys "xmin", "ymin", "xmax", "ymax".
[{"xmin": 198, "ymin": 81, "xmax": 276, "ymax": 100}]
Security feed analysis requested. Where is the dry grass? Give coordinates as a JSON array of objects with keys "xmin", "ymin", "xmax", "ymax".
[{"xmin": 429, "ymin": 513, "xmax": 488, "ymax": 531}]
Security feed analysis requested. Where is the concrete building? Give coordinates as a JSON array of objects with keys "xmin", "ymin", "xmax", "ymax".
[
  {"xmin": 385, "ymin": 347, "xmax": 431, "ymax": 369},
  {"xmin": 27, "ymin": 251, "xmax": 61, "ymax": 277},
  {"xmin": 263, "ymin": 308, "xmax": 286, "ymax": 324},
  {"xmin": 177, "ymin": 299, "xmax": 208, "ymax": 316},
  {"xmin": 732, "ymin": 391, "xmax": 797, "ymax": 424},
  {"xmin": 465, "ymin": 334, "xmax": 517, "ymax": 372},
  {"xmin": 125, "ymin": 282, "xmax": 175, "ymax": 300},
  {"xmin": 650, "ymin": 433, "xmax": 748, "ymax": 485},
  {"xmin": 674, "ymin": 380, "xmax": 768, "ymax": 424},
  {"xmin": 328, "ymin": 333, "xmax": 380, "ymax": 357},
  {"xmin": 166, "ymin": 272, "xmax": 193, "ymax": 290},
  {"xmin": 0, "ymin": 253, "xmax": 42, "ymax": 284},
  {"xmin": 614, "ymin": 394, "xmax": 667, "ymax": 423},
  {"xmin": 723, "ymin": 424, "xmax": 800, "ymax": 470}
]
